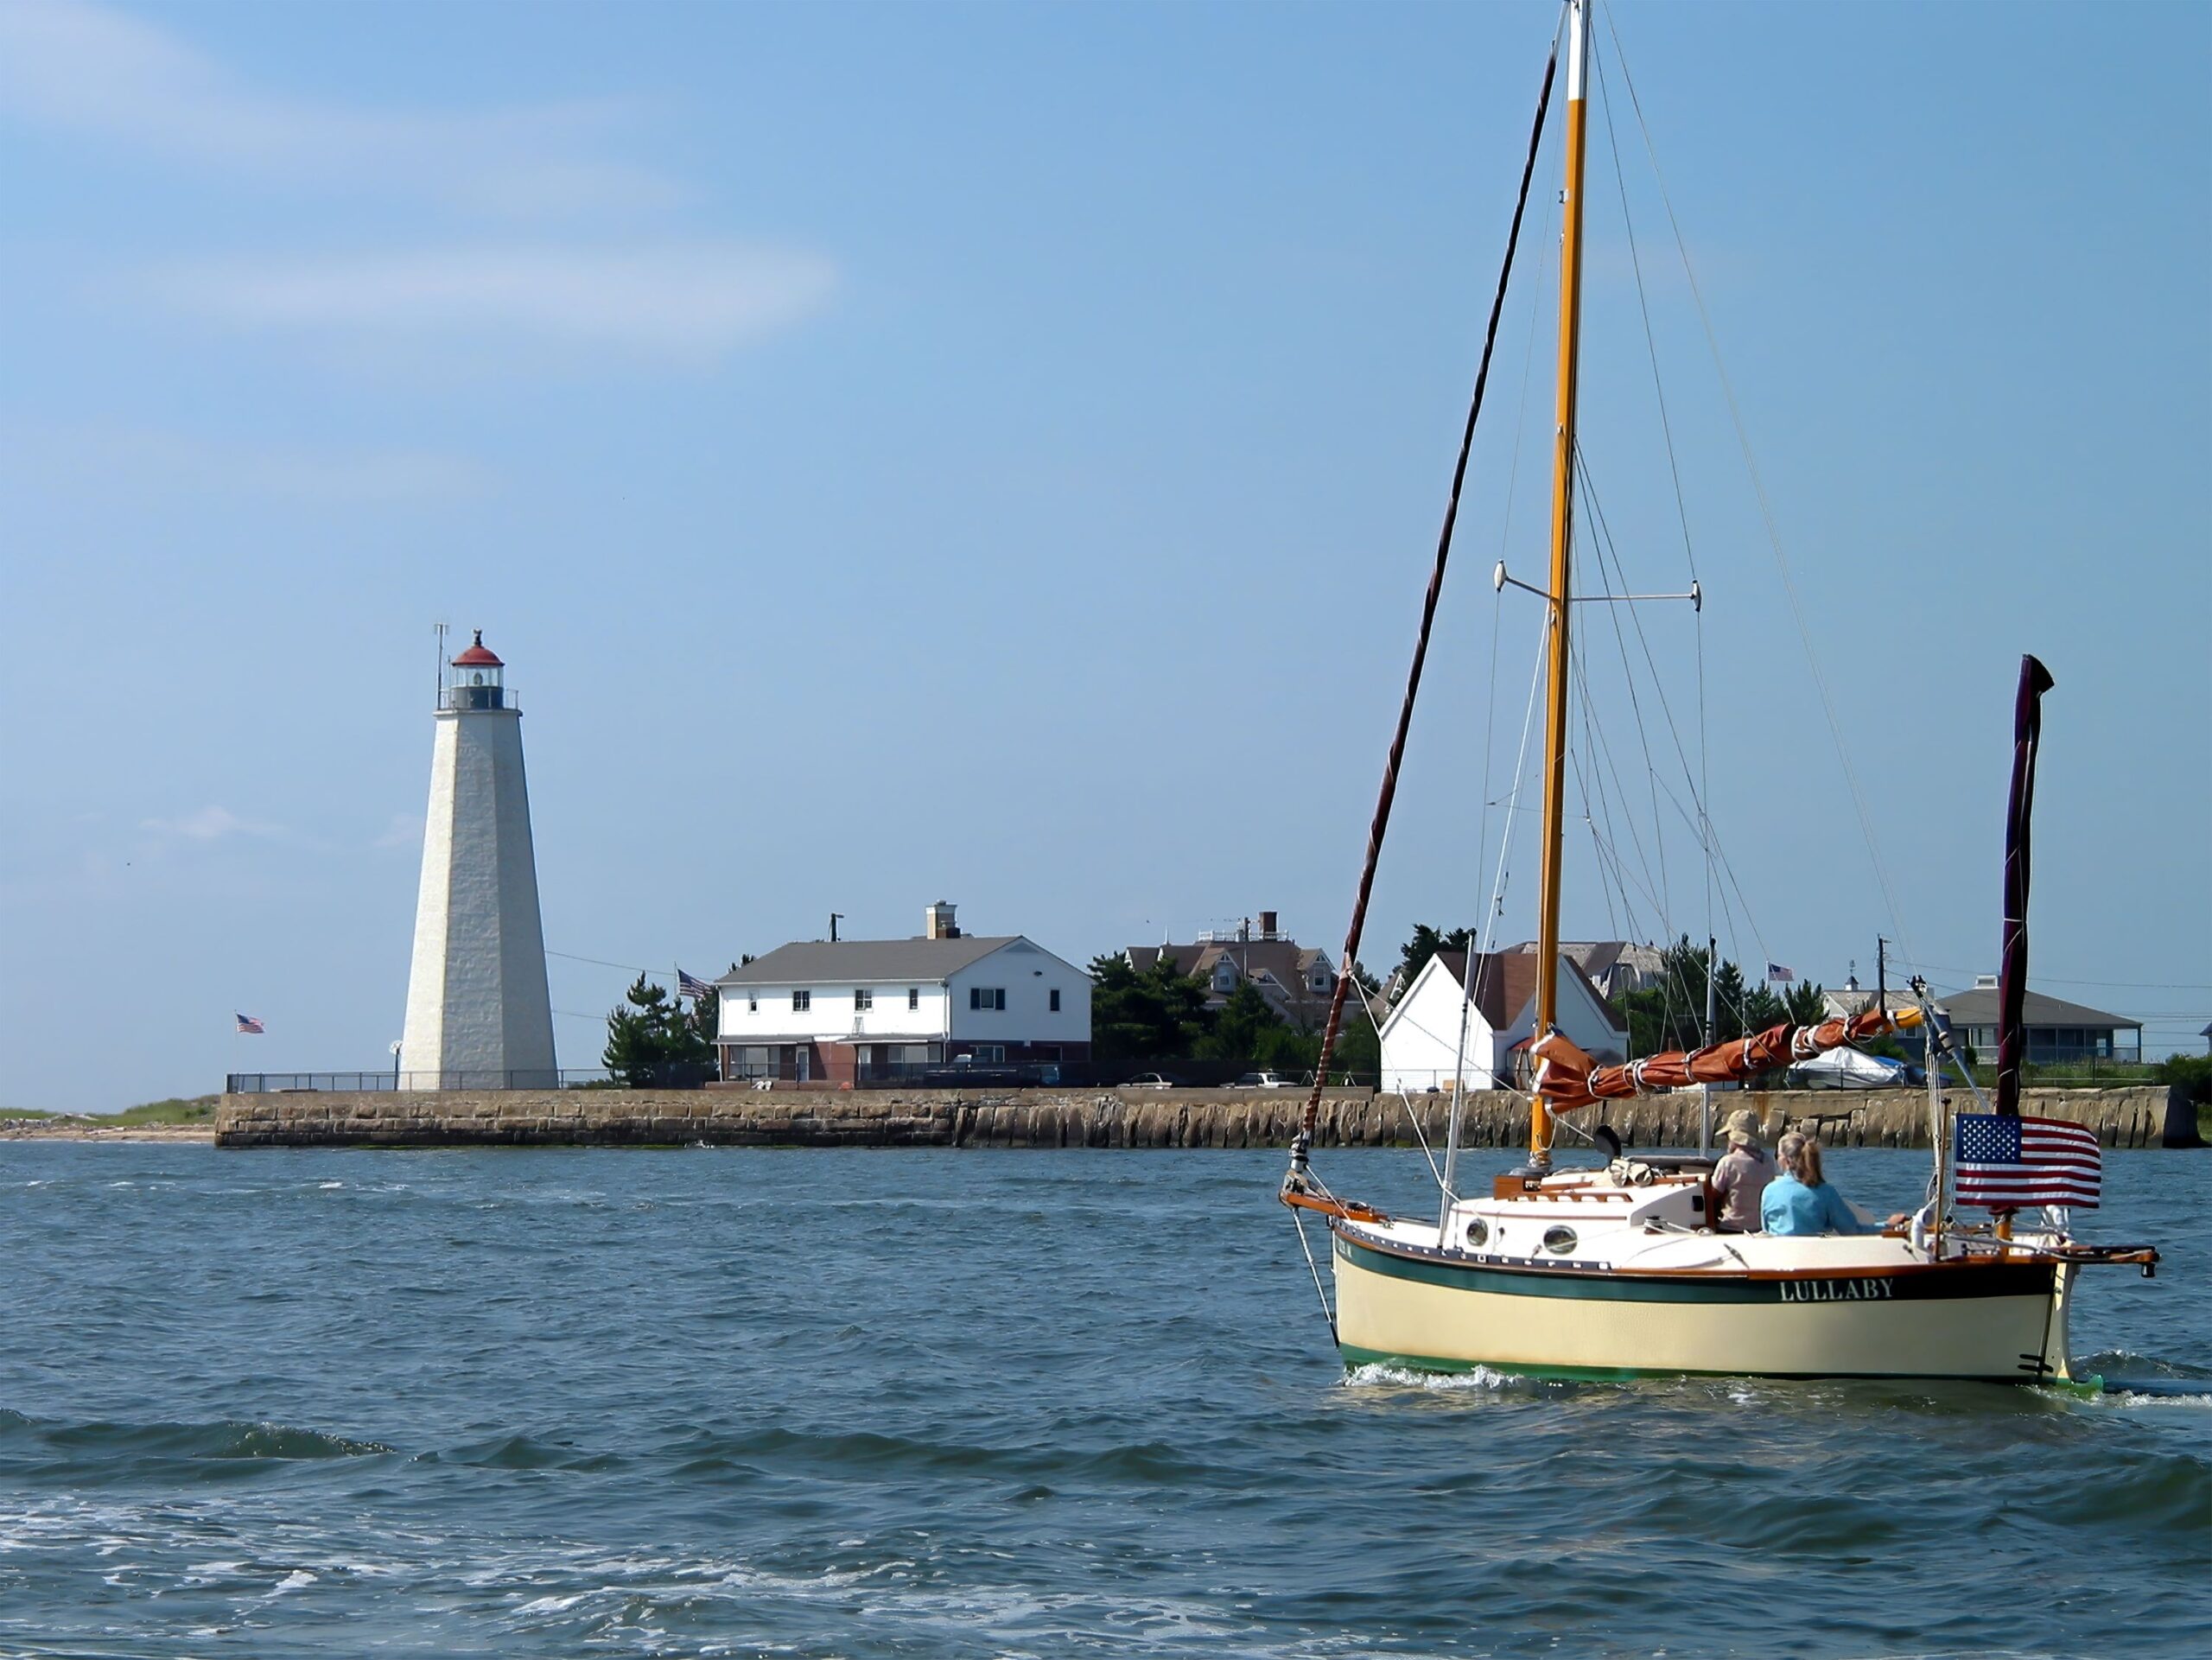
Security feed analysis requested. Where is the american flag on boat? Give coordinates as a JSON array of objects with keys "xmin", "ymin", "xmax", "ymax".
[
  {"xmin": 677, "ymin": 969, "xmax": 714, "ymax": 1001},
  {"xmin": 1766, "ymin": 963, "xmax": 1795, "ymax": 983},
  {"xmin": 1954, "ymin": 1112, "xmax": 2101, "ymax": 1209},
  {"xmin": 235, "ymin": 1013, "xmax": 264, "ymax": 1034}
]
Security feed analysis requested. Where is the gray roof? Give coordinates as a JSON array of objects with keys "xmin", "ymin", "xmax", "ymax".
[
  {"xmin": 716, "ymin": 935, "xmax": 1025, "ymax": 987},
  {"xmin": 1935, "ymin": 986, "xmax": 2139, "ymax": 1030}
]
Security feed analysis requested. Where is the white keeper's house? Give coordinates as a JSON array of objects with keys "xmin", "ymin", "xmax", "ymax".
[
  {"xmin": 714, "ymin": 903, "xmax": 1091, "ymax": 1085},
  {"xmin": 1380, "ymin": 948, "xmax": 1627, "ymax": 1093}
]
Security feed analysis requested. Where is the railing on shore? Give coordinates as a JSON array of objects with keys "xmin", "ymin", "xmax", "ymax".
[
  {"xmin": 229, "ymin": 1068, "xmax": 628, "ymax": 1093},
  {"xmin": 229, "ymin": 1060, "xmax": 1384, "ymax": 1094}
]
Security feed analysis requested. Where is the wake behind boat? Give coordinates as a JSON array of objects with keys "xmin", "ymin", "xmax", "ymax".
[{"xmin": 1278, "ymin": 0, "xmax": 2160, "ymax": 1387}]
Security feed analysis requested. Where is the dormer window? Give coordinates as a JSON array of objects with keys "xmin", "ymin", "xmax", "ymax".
[{"xmin": 1213, "ymin": 960, "xmax": 1236, "ymax": 992}]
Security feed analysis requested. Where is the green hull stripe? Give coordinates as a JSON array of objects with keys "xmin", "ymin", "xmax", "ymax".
[
  {"xmin": 1337, "ymin": 1343, "xmax": 2039, "ymax": 1387},
  {"xmin": 1335, "ymin": 1230, "xmax": 2056, "ymax": 1305}
]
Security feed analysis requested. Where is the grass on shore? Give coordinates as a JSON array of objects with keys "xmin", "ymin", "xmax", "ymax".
[{"xmin": 1, "ymin": 1094, "xmax": 219, "ymax": 1126}]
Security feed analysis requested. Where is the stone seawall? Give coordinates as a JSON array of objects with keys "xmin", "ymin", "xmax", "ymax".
[{"xmin": 214, "ymin": 1085, "xmax": 2175, "ymax": 1151}]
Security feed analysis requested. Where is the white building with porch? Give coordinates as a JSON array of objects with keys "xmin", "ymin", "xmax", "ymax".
[{"xmin": 714, "ymin": 904, "xmax": 1091, "ymax": 1085}]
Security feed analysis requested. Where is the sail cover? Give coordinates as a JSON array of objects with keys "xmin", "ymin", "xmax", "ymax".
[{"xmin": 1533, "ymin": 1004, "xmax": 1925, "ymax": 1112}]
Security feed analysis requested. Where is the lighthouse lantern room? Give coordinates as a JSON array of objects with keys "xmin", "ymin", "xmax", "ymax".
[{"xmin": 447, "ymin": 630, "xmax": 507, "ymax": 710}]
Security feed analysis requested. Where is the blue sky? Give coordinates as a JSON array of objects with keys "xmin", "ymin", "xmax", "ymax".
[{"xmin": 2, "ymin": 0, "xmax": 2205, "ymax": 1110}]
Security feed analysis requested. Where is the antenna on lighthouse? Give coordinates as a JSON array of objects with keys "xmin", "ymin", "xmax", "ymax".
[{"xmin": 432, "ymin": 622, "xmax": 448, "ymax": 705}]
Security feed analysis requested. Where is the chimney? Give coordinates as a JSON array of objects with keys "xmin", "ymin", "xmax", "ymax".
[
  {"xmin": 1259, "ymin": 910, "xmax": 1279, "ymax": 939},
  {"xmin": 925, "ymin": 900, "xmax": 960, "ymax": 940}
]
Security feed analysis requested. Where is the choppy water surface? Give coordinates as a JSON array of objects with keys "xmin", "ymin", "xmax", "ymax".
[{"xmin": 1, "ymin": 1144, "xmax": 2204, "ymax": 1658}]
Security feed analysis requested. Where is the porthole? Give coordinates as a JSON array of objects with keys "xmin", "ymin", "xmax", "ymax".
[
  {"xmin": 1464, "ymin": 1217, "xmax": 1490, "ymax": 1249},
  {"xmin": 1542, "ymin": 1224, "xmax": 1579, "ymax": 1256}
]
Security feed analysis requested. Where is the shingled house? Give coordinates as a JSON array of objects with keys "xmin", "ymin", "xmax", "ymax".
[{"xmin": 1126, "ymin": 912, "xmax": 1342, "ymax": 1032}]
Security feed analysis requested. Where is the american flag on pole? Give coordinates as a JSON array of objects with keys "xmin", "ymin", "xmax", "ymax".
[
  {"xmin": 1766, "ymin": 963, "xmax": 1796, "ymax": 983},
  {"xmin": 1954, "ymin": 1112, "xmax": 2101, "ymax": 1209},
  {"xmin": 677, "ymin": 969, "xmax": 714, "ymax": 1001},
  {"xmin": 235, "ymin": 1013, "xmax": 265, "ymax": 1034}
]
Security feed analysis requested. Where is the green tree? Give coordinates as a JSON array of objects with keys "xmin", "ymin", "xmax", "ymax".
[
  {"xmin": 1621, "ymin": 935, "xmax": 1711, "ymax": 1056},
  {"xmin": 1194, "ymin": 981, "xmax": 1287, "ymax": 1062},
  {"xmin": 603, "ymin": 974, "xmax": 714, "ymax": 1086},
  {"xmin": 1783, "ymin": 980, "xmax": 1828, "ymax": 1027},
  {"xmin": 1089, "ymin": 953, "xmax": 1215, "ymax": 1060},
  {"xmin": 1393, "ymin": 923, "xmax": 1476, "ymax": 999}
]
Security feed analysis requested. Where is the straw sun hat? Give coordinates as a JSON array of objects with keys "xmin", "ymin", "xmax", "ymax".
[{"xmin": 1724, "ymin": 1108, "xmax": 1764, "ymax": 1148}]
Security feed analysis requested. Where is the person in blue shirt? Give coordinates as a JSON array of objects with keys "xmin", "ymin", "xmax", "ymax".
[{"xmin": 1762, "ymin": 1131, "xmax": 1904, "ymax": 1236}]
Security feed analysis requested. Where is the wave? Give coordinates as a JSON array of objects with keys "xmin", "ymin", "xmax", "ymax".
[{"xmin": 0, "ymin": 1409, "xmax": 395, "ymax": 1471}]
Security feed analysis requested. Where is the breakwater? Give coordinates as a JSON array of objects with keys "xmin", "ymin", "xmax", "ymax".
[{"xmin": 213, "ymin": 1084, "xmax": 2176, "ymax": 1150}]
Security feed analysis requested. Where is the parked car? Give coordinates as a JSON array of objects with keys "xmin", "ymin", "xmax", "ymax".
[
  {"xmin": 1124, "ymin": 1072, "xmax": 1176, "ymax": 1090},
  {"xmin": 1230, "ymin": 1071, "xmax": 1294, "ymax": 1089}
]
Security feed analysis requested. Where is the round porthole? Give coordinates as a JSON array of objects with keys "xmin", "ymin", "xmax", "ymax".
[
  {"xmin": 1464, "ymin": 1217, "xmax": 1490, "ymax": 1249},
  {"xmin": 1542, "ymin": 1224, "xmax": 1578, "ymax": 1256}
]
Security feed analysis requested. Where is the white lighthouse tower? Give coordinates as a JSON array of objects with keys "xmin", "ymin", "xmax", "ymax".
[{"xmin": 398, "ymin": 631, "xmax": 558, "ymax": 1087}]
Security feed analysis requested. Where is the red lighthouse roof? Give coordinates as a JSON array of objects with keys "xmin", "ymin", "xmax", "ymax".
[{"xmin": 451, "ymin": 630, "xmax": 503, "ymax": 668}]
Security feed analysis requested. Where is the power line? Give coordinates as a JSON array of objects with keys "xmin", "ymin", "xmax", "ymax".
[{"xmin": 546, "ymin": 948, "xmax": 658, "ymax": 975}]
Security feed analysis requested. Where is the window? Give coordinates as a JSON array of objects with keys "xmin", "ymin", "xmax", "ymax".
[
  {"xmin": 908, "ymin": 988, "xmax": 919, "ymax": 1010},
  {"xmin": 969, "ymin": 987, "xmax": 1006, "ymax": 1011},
  {"xmin": 855, "ymin": 989, "xmax": 873, "ymax": 1011},
  {"xmin": 1049, "ymin": 989, "xmax": 1061, "ymax": 1013},
  {"xmin": 791, "ymin": 989, "xmax": 810, "ymax": 1012},
  {"xmin": 972, "ymin": 1045, "xmax": 1005, "ymax": 1062},
  {"xmin": 747, "ymin": 992, "xmax": 758, "ymax": 1014}
]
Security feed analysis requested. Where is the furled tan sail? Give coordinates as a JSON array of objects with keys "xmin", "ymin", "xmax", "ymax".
[{"xmin": 1532, "ymin": 1005, "xmax": 1925, "ymax": 1111}]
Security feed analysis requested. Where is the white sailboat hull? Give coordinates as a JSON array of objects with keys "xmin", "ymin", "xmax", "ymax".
[{"xmin": 1332, "ymin": 1217, "xmax": 2074, "ymax": 1384}]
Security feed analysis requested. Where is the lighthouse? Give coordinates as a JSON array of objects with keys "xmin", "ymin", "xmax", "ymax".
[{"xmin": 397, "ymin": 631, "xmax": 558, "ymax": 1087}]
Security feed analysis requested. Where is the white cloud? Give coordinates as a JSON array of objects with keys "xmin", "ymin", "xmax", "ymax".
[
  {"xmin": 142, "ymin": 805, "xmax": 283, "ymax": 842},
  {"xmin": 0, "ymin": 0, "xmax": 682, "ymax": 216},
  {"xmin": 146, "ymin": 243, "xmax": 839, "ymax": 361}
]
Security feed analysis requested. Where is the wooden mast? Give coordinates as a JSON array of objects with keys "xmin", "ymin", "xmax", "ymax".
[{"xmin": 1529, "ymin": 0, "xmax": 1591, "ymax": 1170}]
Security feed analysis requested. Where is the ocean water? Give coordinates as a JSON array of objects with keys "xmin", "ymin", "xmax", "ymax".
[{"xmin": 0, "ymin": 1142, "xmax": 2204, "ymax": 1659}]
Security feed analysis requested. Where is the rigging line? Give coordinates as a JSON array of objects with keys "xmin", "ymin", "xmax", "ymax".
[
  {"xmin": 1475, "ymin": 182, "xmax": 1555, "ymax": 999},
  {"xmin": 1567, "ymin": 669, "xmax": 1628, "ymax": 941},
  {"xmin": 1597, "ymin": 0, "xmax": 1727, "ymax": 1017},
  {"xmin": 1287, "ymin": 1210, "xmax": 1337, "ymax": 1343},
  {"xmin": 1570, "ymin": 637, "xmax": 1667, "ymax": 944},
  {"xmin": 1478, "ymin": 607, "xmax": 1555, "ymax": 962},
  {"xmin": 1635, "ymin": 766, "xmax": 1773, "ymax": 970},
  {"xmin": 1572, "ymin": 456, "xmax": 1681, "ymax": 912},
  {"xmin": 1446, "ymin": 605, "xmax": 1553, "ymax": 1205},
  {"xmin": 1360, "ymin": 992, "xmax": 1447, "ymax": 1195},
  {"xmin": 1575, "ymin": 447, "xmax": 1703, "ymax": 801},
  {"xmin": 1567, "ymin": 632, "xmax": 1655, "ymax": 943},
  {"xmin": 1599, "ymin": 4, "xmax": 1916, "ymax": 973},
  {"xmin": 1568, "ymin": 460, "xmax": 1675, "ymax": 917},
  {"xmin": 1590, "ymin": 29, "xmax": 1698, "ymax": 584},
  {"xmin": 1567, "ymin": 737, "xmax": 1623, "ymax": 942},
  {"xmin": 1299, "ymin": 29, "xmax": 1561, "ymax": 1144},
  {"xmin": 1574, "ymin": 444, "xmax": 1750, "ymax": 964},
  {"xmin": 1596, "ymin": 9, "xmax": 1716, "ymax": 955}
]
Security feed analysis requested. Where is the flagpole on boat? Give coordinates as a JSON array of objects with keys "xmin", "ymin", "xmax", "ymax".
[{"xmin": 1527, "ymin": 0, "xmax": 1591, "ymax": 1173}]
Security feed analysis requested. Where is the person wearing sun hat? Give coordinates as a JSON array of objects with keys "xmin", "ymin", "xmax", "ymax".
[{"xmin": 1707, "ymin": 1107, "xmax": 1772, "ymax": 1233}]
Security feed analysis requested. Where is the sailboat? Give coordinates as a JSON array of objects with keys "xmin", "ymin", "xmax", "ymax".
[{"xmin": 1279, "ymin": 0, "xmax": 2158, "ymax": 1384}]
